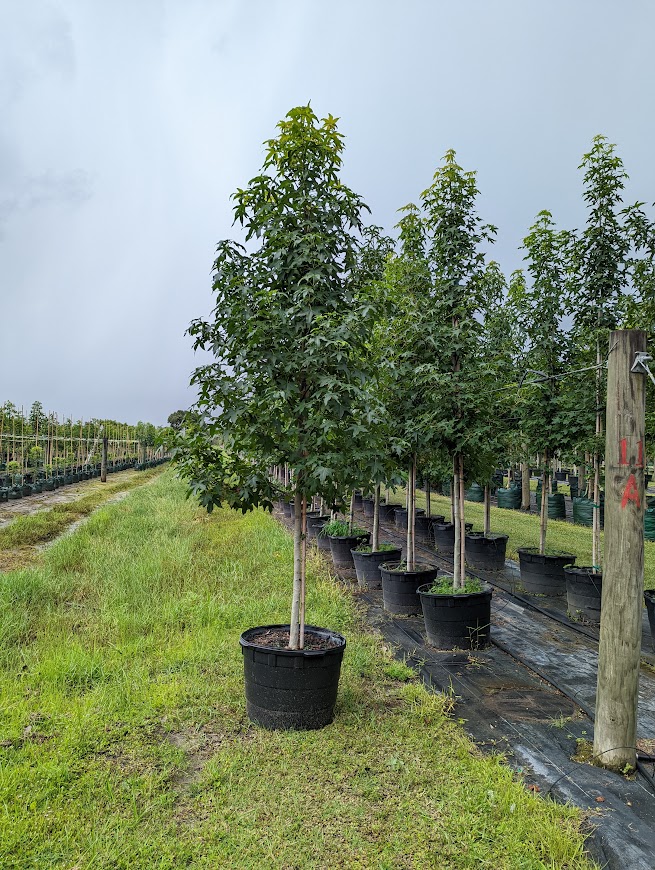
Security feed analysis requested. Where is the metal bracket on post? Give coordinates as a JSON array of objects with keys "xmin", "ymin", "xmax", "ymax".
[{"xmin": 631, "ymin": 352, "xmax": 655, "ymax": 387}]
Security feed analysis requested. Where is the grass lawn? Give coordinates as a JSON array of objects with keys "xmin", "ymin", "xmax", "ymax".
[
  {"xmin": 402, "ymin": 486, "xmax": 655, "ymax": 588},
  {"xmin": 0, "ymin": 471, "xmax": 597, "ymax": 868}
]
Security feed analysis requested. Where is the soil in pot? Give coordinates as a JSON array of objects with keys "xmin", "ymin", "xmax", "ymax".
[
  {"xmin": 564, "ymin": 566, "xmax": 602, "ymax": 624},
  {"xmin": 419, "ymin": 578, "xmax": 492, "ymax": 649},
  {"xmin": 240, "ymin": 625, "xmax": 346, "ymax": 730},
  {"xmin": 517, "ymin": 548, "xmax": 576, "ymax": 596},
  {"xmin": 380, "ymin": 562, "xmax": 439, "ymax": 615},
  {"xmin": 465, "ymin": 532, "xmax": 508, "ymax": 571},
  {"xmin": 351, "ymin": 545, "xmax": 402, "ymax": 589}
]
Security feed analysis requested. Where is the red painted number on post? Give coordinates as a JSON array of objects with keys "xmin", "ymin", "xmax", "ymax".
[{"xmin": 619, "ymin": 439, "xmax": 644, "ymax": 468}]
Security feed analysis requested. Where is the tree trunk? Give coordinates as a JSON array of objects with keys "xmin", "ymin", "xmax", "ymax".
[
  {"xmin": 458, "ymin": 455, "xmax": 466, "ymax": 589},
  {"xmin": 300, "ymin": 496, "xmax": 307, "ymax": 649},
  {"xmin": 578, "ymin": 454, "xmax": 585, "ymax": 496},
  {"xmin": 407, "ymin": 457, "xmax": 416, "ymax": 571},
  {"xmin": 349, "ymin": 491, "xmax": 355, "ymax": 533},
  {"xmin": 426, "ymin": 479, "xmax": 431, "ymax": 518},
  {"xmin": 521, "ymin": 459, "xmax": 531, "ymax": 511},
  {"xmin": 484, "ymin": 484, "xmax": 491, "ymax": 537},
  {"xmin": 289, "ymin": 490, "xmax": 303, "ymax": 649},
  {"xmin": 372, "ymin": 484, "xmax": 380, "ymax": 552},
  {"xmin": 453, "ymin": 457, "xmax": 460, "ymax": 589},
  {"xmin": 539, "ymin": 453, "xmax": 549, "ymax": 555},
  {"xmin": 593, "ymin": 337, "xmax": 603, "ymax": 570}
]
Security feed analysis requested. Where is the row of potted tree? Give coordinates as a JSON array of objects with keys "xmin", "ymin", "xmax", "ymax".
[{"xmin": 172, "ymin": 106, "xmax": 655, "ymax": 731}]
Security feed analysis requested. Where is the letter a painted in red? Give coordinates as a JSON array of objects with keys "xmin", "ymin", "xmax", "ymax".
[{"xmin": 621, "ymin": 474, "xmax": 641, "ymax": 509}]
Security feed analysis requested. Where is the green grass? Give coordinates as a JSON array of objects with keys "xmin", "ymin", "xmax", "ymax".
[
  {"xmin": 0, "ymin": 471, "xmax": 597, "ymax": 868},
  {"xmin": 0, "ymin": 467, "xmax": 162, "ymax": 552},
  {"xmin": 403, "ymin": 486, "xmax": 655, "ymax": 588}
]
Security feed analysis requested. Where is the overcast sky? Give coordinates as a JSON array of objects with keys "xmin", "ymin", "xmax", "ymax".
[{"xmin": 2, "ymin": 0, "xmax": 654, "ymax": 425}]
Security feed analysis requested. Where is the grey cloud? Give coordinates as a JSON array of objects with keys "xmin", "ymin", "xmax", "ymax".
[{"xmin": 0, "ymin": 169, "xmax": 92, "ymax": 238}]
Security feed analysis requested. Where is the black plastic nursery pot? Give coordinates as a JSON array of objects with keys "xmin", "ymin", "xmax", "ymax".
[
  {"xmin": 240, "ymin": 625, "xmax": 346, "ymax": 730},
  {"xmin": 282, "ymin": 501, "xmax": 293, "ymax": 518},
  {"xmin": 418, "ymin": 581, "xmax": 493, "ymax": 650},
  {"xmin": 393, "ymin": 507, "xmax": 425, "ymax": 529},
  {"xmin": 517, "ymin": 548, "xmax": 576, "ymax": 596},
  {"xmin": 351, "ymin": 547, "xmax": 402, "ymax": 589},
  {"xmin": 362, "ymin": 497, "xmax": 375, "ymax": 518},
  {"xmin": 564, "ymin": 566, "xmax": 602, "ymax": 624},
  {"xmin": 415, "ymin": 514, "xmax": 445, "ymax": 543},
  {"xmin": 644, "ymin": 591, "xmax": 655, "ymax": 651},
  {"xmin": 380, "ymin": 562, "xmax": 440, "ymax": 615},
  {"xmin": 465, "ymin": 533, "xmax": 508, "ymax": 571},
  {"xmin": 431, "ymin": 521, "xmax": 473, "ymax": 557},
  {"xmin": 379, "ymin": 502, "xmax": 403, "ymax": 523},
  {"xmin": 328, "ymin": 532, "xmax": 371, "ymax": 568},
  {"xmin": 307, "ymin": 515, "xmax": 330, "ymax": 539},
  {"xmin": 353, "ymin": 491, "xmax": 363, "ymax": 508}
]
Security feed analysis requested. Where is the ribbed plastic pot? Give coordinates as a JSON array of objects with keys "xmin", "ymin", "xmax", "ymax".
[
  {"xmin": 569, "ymin": 479, "xmax": 579, "ymax": 498},
  {"xmin": 564, "ymin": 567, "xmax": 602, "ymax": 624},
  {"xmin": 282, "ymin": 501, "xmax": 293, "ymax": 518},
  {"xmin": 307, "ymin": 516, "xmax": 330, "ymax": 540},
  {"xmin": 517, "ymin": 548, "xmax": 575, "ymax": 596},
  {"xmin": 379, "ymin": 503, "xmax": 403, "ymax": 522},
  {"xmin": 362, "ymin": 498, "xmax": 375, "ymax": 518},
  {"xmin": 22, "ymin": 484, "xmax": 33, "ymax": 497},
  {"xmin": 351, "ymin": 547, "xmax": 402, "ymax": 589},
  {"xmin": 240, "ymin": 624, "xmax": 346, "ymax": 730},
  {"xmin": 496, "ymin": 487, "xmax": 521, "ymax": 510},
  {"xmin": 354, "ymin": 492, "xmax": 363, "ymax": 508},
  {"xmin": 644, "ymin": 591, "xmax": 655, "ymax": 652},
  {"xmin": 555, "ymin": 471, "xmax": 568, "ymax": 482},
  {"xmin": 393, "ymin": 507, "xmax": 425, "ymax": 529},
  {"xmin": 328, "ymin": 533, "xmax": 371, "ymax": 568},
  {"xmin": 32, "ymin": 482, "xmax": 43, "ymax": 494},
  {"xmin": 0, "ymin": 489, "xmax": 8, "ymax": 503},
  {"xmin": 415, "ymin": 514, "xmax": 445, "ymax": 543},
  {"xmin": 43, "ymin": 479, "xmax": 55, "ymax": 491},
  {"xmin": 465, "ymin": 533, "xmax": 508, "ymax": 571},
  {"xmin": 432, "ymin": 521, "xmax": 473, "ymax": 557},
  {"xmin": 418, "ymin": 582, "xmax": 492, "ymax": 649},
  {"xmin": 72, "ymin": 473, "xmax": 80, "ymax": 483},
  {"xmin": 8, "ymin": 488, "xmax": 21, "ymax": 500},
  {"xmin": 380, "ymin": 562, "xmax": 439, "ymax": 615}
]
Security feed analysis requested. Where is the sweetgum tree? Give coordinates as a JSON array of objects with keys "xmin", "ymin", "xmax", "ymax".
[{"xmin": 173, "ymin": 106, "xmax": 382, "ymax": 649}]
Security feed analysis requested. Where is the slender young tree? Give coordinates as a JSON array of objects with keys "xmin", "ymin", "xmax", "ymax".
[
  {"xmin": 517, "ymin": 212, "xmax": 574, "ymax": 555},
  {"xmin": 173, "ymin": 106, "xmax": 383, "ymax": 650},
  {"xmin": 419, "ymin": 151, "xmax": 500, "ymax": 588},
  {"xmin": 568, "ymin": 135, "xmax": 655, "ymax": 569}
]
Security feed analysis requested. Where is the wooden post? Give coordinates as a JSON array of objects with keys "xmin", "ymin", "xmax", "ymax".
[
  {"xmin": 101, "ymin": 436, "xmax": 108, "ymax": 483},
  {"xmin": 594, "ymin": 330, "xmax": 647, "ymax": 772}
]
